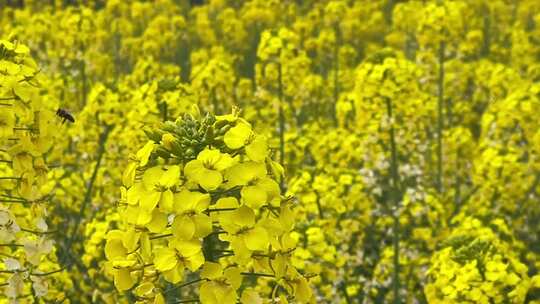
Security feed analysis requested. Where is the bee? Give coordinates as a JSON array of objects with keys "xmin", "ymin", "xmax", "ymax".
[{"xmin": 56, "ymin": 108, "xmax": 75, "ymax": 124}]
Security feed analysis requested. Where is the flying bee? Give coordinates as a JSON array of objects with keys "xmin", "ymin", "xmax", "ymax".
[{"xmin": 56, "ymin": 108, "xmax": 75, "ymax": 124}]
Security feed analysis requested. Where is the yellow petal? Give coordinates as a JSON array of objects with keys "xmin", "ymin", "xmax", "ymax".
[
  {"xmin": 280, "ymin": 205, "xmax": 295, "ymax": 232},
  {"xmin": 194, "ymin": 214, "xmax": 213, "ymax": 238},
  {"xmin": 200, "ymin": 281, "xmax": 219, "ymax": 304},
  {"xmin": 163, "ymin": 264, "xmax": 184, "ymax": 284},
  {"xmin": 245, "ymin": 135, "xmax": 268, "ymax": 162},
  {"xmin": 123, "ymin": 162, "xmax": 137, "ymax": 188},
  {"xmin": 154, "ymin": 293, "xmax": 166, "ymax": 304},
  {"xmin": 172, "ymin": 239, "xmax": 202, "ymax": 257},
  {"xmin": 241, "ymin": 185, "xmax": 267, "ymax": 209},
  {"xmin": 122, "ymin": 228, "xmax": 141, "ymax": 252},
  {"xmin": 139, "ymin": 191, "xmax": 161, "ymax": 212},
  {"xmin": 124, "ymin": 206, "xmax": 153, "ymax": 226},
  {"xmin": 224, "ymin": 122, "xmax": 252, "ymax": 149},
  {"xmin": 114, "ymin": 268, "xmax": 135, "ymax": 291},
  {"xmin": 147, "ymin": 209, "xmax": 168, "ymax": 233},
  {"xmin": 200, "ymin": 169, "xmax": 223, "ymax": 191},
  {"xmin": 105, "ymin": 238, "xmax": 127, "ymax": 260},
  {"xmin": 224, "ymin": 267, "xmax": 242, "ymax": 289},
  {"xmin": 136, "ymin": 141, "xmax": 156, "ymax": 166},
  {"xmin": 172, "ymin": 215, "xmax": 195, "ymax": 240},
  {"xmin": 186, "ymin": 251, "xmax": 205, "ymax": 271},
  {"xmin": 232, "ymin": 206, "xmax": 255, "ymax": 228},
  {"xmin": 184, "ymin": 159, "xmax": 205, "ymax": 182},
  {"xmin": 201, "ymin": 262, "xmax": 223, "ymax": 280},
  {"xmin": 154, "ymin": 247, "xmax": 178, "ymax": 272},
  {"xmin": 240, "ymin": 290, "xmax": 263, "ymax": 304},
  {"xmin": 224, "ymin": 162, "xmax": 266, "ymax": 187},
  {"xmin": 159, "ymin": 165, "xmax": 180, "ymax": 188},
  {"xmin": 126, "ymin": 182, "xmax": 145, "ymax": 205},
  {"xmin": 159, "ymin": 189, "xmax": 174, "ymax": 212},
  {"xmin": 244, "ymin": 226, "xmax": 269, "ymax": 251},
  {"xmin": 174, "ymin": 190, "xmax": 211, "ymax": 213},
  {"xmin": 143, "ymin": 166, "xmax": 163, "ymax": 189}
]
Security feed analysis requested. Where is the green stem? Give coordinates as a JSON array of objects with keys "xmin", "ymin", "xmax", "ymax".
[
  {"xmin": 332, "ymin": 22, "xmax": 340, "ymax": 126},
  {"xmin": 165, "ymin": 278, "xmax": 207, "ymax": 294},
  {"xmin": 241, "ymin": 272, "xmax": 274, "ymax": 278},
  {"xmin": 339, "ymin": 282, "xmax": 352, "ymax": 304},
  {"xmin": 278, "ymin": 61, "xmax": 285, "ymax": 194},
  {"xmin": 385, "ymin": 97, "xmax": 401, "ymax": 304},
  {"xmin": 80, "ymin": 58, "xmax": 88, "ymax": 107},
  {"xmin": 63, "ymin": 124, "xmax": 113, "ymax": 264},
  {"xmin": 12, "ymin": 127, "xmax": 35, "ymax": 131},
  {"xmin": 21, "ymin": 228, "xmax": 57, "ymax": 235},
  {"xmin": 0, "ymin": 199, "xmax": 27, "ymax": 203},
  {"xmin": 384, "ymin": 0, "xmax": 395, "ymax": 24},
  {"xmin": 315, "ymin": 191, "xmax": 324, "ymax": 219},
  {"xmin": 216, "ymin": 253, "xmax": 234, "ymax": 259},
  {"xmin": 436, "ymin": 41, "xmax": 445, "ymax": 193},
  {"xmin": 149, "ymin": 233, "xmax": 173, "ymax": 240},
  {"xmin": 29, "ymin": 267, "xmax": 66, "ymax": 277},
  {"xmin": 205, "ymin": 207, "xmax": 237, "ymax": 213}
]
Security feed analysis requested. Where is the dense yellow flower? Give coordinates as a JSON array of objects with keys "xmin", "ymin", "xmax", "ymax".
[{"xmin": 184, "ymin": 148, "xmax": 235, "ymax": 191}]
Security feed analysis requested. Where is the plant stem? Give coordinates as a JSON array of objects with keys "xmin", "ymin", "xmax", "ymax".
[
  {"xmin": 205, "ymin": 207, "xmax": 237, "ymax": 213},
  {"xmin": 30, "ymin": 267, "xmax": 66, "ymax": 276},
  {"xmin": 436, "ymin": 41, "xmax": 445, "ymax": 193},
  {"xmin": 0, "ymin": 199, "xmax": 27, "ymax": 203},
  {"xmin": 63, "ymin": 124, "xmax": 113, "ymax": 265},
  {"xmin": 315, "ymin": 191, "xmax": 324, "ymax": 219},
  {"xmin": 332, "ymin": 22, "xmax": 340, "ymax": 126},
  {"xmin": 21, "ymin": 228, "xmax": 57, "ymax": 235},
  {"xmin": 149, "ymin": 233, "xmax": 173, "ymax": 240},
  {"xmin": 241, "ymin": 272, "xmax": 274, "ymax": 278},
  {"xmin": 385, "ymin": 97, "xmax": 401, "ymax": 304},
  {"xmin": 80, "ymin": 57, "xmax": 88, "ymax": 107},
  {"xmin": 339, "ymin": 282, "xmax": 352, "ymax": 304},
  {"xmin": 12, "ymin": 127, "xmax": 35, "ymax": 131},
  {"xmin": 164, "ymin": 278, "xmax": 207, "ymax": 294},
  {"xmin": 278, "ymin": 60, "xmax": 285, "ymax": 194}
]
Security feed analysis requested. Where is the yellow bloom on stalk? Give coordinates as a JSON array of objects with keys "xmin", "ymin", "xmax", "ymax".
[
  {"xmin": 123, "ymin": 141, "xmax": 156, "ymax": 187},
  {"xmin": 223, "ymin": 120, "xmax": 269, "ymax": 161},
  {"xmin": 171, "ymin": 189, "xmax": 212, "ymax": 240},
  {"xmin": 0, "ymin": 109, "xmax": 14, "ymax": 138},
  {"xmin": 224, "ymin": 161, "xmax": 280, "ymax": 208},
  {"xmin": 125, "ymin": 165, "xmax": 180, "ymax": 225},
  {"xmin": 219, "ymin": 205, "xmax": 270, "ymax": 257},
  {"xmin": 224, "ymin": 121, "xmax": 252, "ymax": 149},
  {"xmin": 184, "ymin": 148, "xmax": 235, "ymax": 191},
  {"xmin": 154, "ymin": 240, "xmax": 205, "ymax": 283},
  {"xmin": 199, "ymin": 262, "xmax": 242, "ymax": 304}
]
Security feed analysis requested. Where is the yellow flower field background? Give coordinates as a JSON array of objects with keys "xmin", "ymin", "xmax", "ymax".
[{"xmin": 1, "ymin": 0, "xmax": 540, "ymax": 303}]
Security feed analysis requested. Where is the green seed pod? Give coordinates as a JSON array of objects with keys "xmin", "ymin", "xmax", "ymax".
[
  {"xmin": 155, "ymin": 147, "xmax": 171, "ymax": 159},
  {"xmin": 213, "ymin": 119, "xmax": 228, "ymax": 129},
  {"xmin": 162, "ymin": 121, "xmax": 177, "ymax": 133},
  {"xmin": 144, "ymin": 128, "xmax": 163, "ymax": 143},
  {"xmin": 218, "ymin": 124, "xmax": 232, "ymax": 135}
]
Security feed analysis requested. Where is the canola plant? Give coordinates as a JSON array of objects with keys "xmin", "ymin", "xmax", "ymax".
[{"xmin": 1, "ymin": 0, "xmax": 540, "ymax": 303}]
